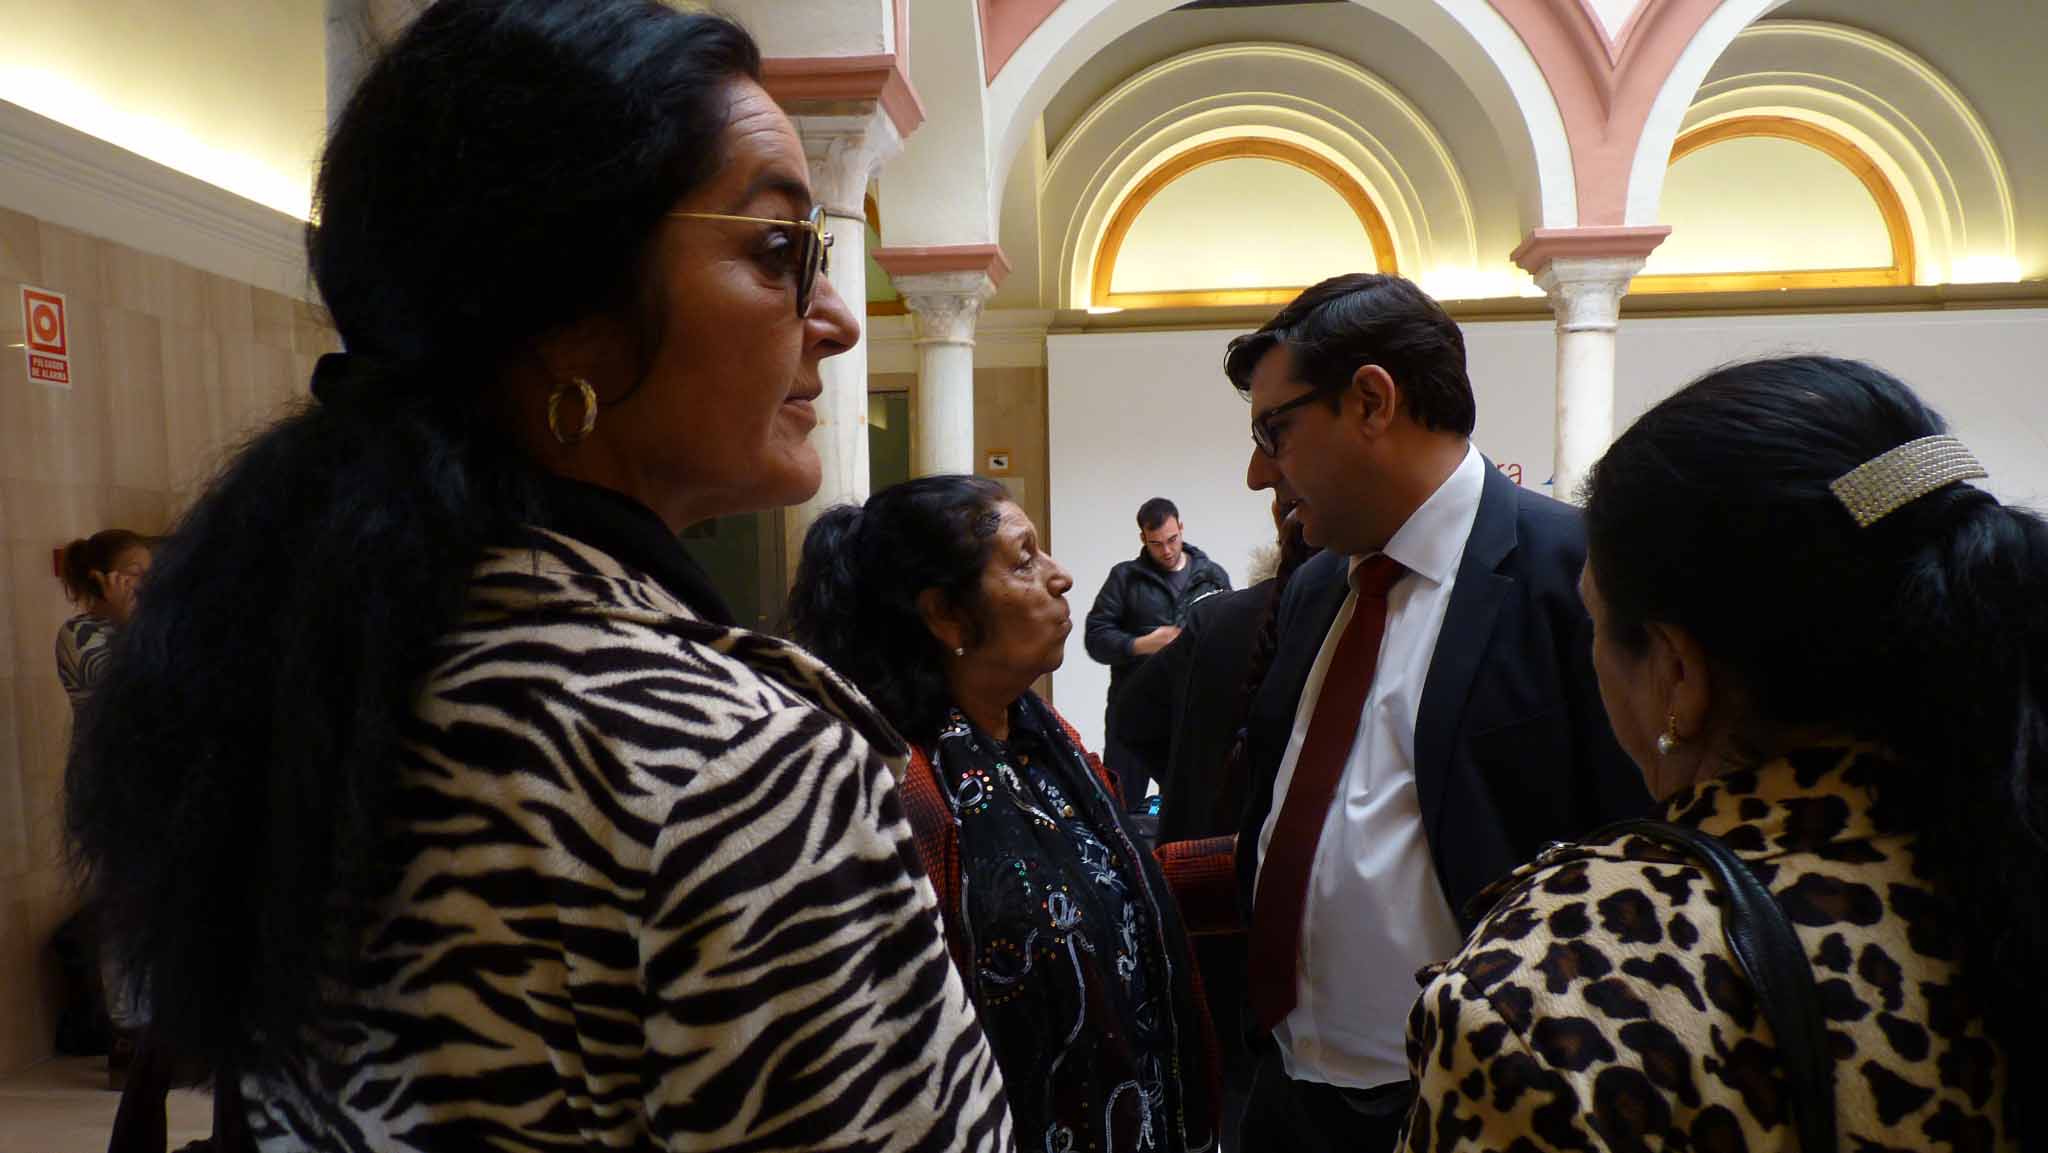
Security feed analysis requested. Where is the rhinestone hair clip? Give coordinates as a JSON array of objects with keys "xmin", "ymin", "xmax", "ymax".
[{"xmin": 1829, "ymin": 434, "xmax": 1987, "ymax": 528}]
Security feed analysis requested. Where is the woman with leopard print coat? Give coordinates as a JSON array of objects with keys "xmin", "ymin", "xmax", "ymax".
[{"xmin": 1402, "ymin": 357, "xmax": 2041, "ymax": 1153}]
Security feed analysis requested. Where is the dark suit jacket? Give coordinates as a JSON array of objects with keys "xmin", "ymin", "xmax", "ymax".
[
  {"xmin": 1236, "ymin": 460, "xmax": 1648, "ymax": 931},
  {"xmin": 1113, "ymin": 580, "xmax": 1273, "ymax": 1087},
  {"xmin": 1115, "ymin": 580, "xmax": 1273, "ymax": 844}
]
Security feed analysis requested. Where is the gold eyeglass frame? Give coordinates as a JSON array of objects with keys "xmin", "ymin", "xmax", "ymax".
[{"xmin": 667, "ymin": 204, "xmax": 833, "ymax": 317}]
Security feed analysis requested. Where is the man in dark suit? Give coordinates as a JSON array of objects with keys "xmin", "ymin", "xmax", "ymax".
[
  {"xmin": 1117, "ymin": 581, "xmax": 1268, "ymax": 841},
  {"xmin": 1223, "ymin": 274, "xmax": 1647, "ymax": 1152}
]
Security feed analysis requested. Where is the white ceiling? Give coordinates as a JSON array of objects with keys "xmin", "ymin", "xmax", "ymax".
[{"xmin": 0, "ymin": 0, "xmax": 326, "ymax": 217}]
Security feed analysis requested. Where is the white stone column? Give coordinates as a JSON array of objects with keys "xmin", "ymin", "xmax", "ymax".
[
  {"xmin": 780, "ymin": 106, "xmax": 904, "ymax": 565},
  {"xmin": 1511, "ymin": 226, "xmax": 1669, "ymax": 504},
  {"xmin": 894, "ymin": 273, "xmax": 996, "ymax": 475},
  {"xmin": 1537, "ymin": 256, "xmax": 1643, "ymax": 503}
]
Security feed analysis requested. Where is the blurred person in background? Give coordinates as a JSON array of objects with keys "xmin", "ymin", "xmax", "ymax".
[
  {"xmin": 1088, "ymin": 496, "xmax": 1232, "ymax": 810},
  {"xmin": 55, "ymin": 530, "xmax": 150, "ymax": 712}
]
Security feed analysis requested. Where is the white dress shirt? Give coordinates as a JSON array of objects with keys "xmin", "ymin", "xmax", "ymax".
[{"xmin": 1255, "ymin": 443, "xmax": 1486, "ymax": 1089}]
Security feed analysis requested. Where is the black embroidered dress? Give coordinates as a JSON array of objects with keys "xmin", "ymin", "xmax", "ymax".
[{"xmin": 930, "ymin": 693, "xmax": 1214, "ymax": 1152}]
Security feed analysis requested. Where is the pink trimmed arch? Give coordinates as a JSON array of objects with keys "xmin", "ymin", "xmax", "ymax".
[
  {"xmin": 981, "ymin": 0, "xmax": 1067, "ymax": 84},
  {"xmin": 1488, "ymin": 0, "xmax": 1725, "ymax": 225},
  {"xmin": 980, "ymin": 0, "xmax": 1742, "ymax": 228}
]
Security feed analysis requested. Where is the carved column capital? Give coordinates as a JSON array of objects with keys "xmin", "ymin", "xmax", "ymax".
[
  {"xmin": 792, "ymin": 105, "xmax": 903, "ymax": 220},
  {"xmin": 1535, "ymin": 256, "xmax": 1647, "ymax": 334},
  {"xmin": 895, "ymin": 271, "xmax": 998, "ymax": 347}
]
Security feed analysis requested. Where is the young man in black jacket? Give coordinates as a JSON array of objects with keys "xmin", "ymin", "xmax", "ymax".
[{"xmin": 1084, "ymin": 497, "xmax": 1231, "ymax": 809}]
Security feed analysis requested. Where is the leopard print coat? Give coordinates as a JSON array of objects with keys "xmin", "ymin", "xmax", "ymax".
[{"xmin": 1402, "ymin": 744, "xmax": 2015, "ymax": 1152}]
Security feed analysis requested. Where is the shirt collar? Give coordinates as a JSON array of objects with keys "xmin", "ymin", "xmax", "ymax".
[{"xmin": 1350, "ymin": 442, "xmax": 1484, "ymax": 587}]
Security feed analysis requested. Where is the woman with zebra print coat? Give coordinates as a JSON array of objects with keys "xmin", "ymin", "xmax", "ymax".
[{"xmin": 64, "ymin": 4, "xmax": 1011, "ymax": 1151}]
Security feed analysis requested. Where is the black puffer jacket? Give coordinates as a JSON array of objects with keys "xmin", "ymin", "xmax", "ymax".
[{"xmin": 1083, "ymin": 543, "xmax": 1232, "ymax": 705}]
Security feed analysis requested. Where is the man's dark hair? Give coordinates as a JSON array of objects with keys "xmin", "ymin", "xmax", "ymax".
[
  {"xmin": 1222, "ymin": 273, "xmax": 1475, "ymax": 436},
  {"xmin": 1137, "ymin": 498, "xmax": 1180, "ymax": 533}
]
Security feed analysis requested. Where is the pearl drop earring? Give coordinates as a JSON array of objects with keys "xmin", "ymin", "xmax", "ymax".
[{"xmin": 1656, "ymin": 712, "xmax": 1680, "ymax": 757}]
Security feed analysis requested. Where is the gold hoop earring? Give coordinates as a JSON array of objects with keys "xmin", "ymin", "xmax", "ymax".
[
  {"xmin": 1655, "ymin": 712, "xmax": 1680, "ymax": 757},
  {"xmin": 547, "ymin": 377, "xmax": 598, "ymax": 445}
]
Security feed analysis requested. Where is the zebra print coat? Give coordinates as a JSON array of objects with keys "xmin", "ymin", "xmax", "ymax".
[{"xmin": 244, "ymin": 526, "xmax": 1014, "ymax": 1152}]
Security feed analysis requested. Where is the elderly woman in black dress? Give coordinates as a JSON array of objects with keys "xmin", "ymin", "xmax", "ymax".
[{"xmin": 793, "ymin": 475, "xmax": 1221, "ymax": 1153}]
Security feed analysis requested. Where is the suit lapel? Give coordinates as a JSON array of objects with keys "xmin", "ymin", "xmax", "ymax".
[
  {"xmin": 1268, "ymin": 557, "xmax": 1351, "ymax": 717},
  {"xmin": 1414, "ymin": 461, "xmax": 1519, "ymax": 839}
]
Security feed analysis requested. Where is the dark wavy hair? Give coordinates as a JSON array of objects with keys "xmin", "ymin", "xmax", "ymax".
[
  {"xmin": 66, "ymin": 0, "xmax": 761, "ymax": 1070},
  {"xmin": 788, "ymin": 476, "xmax": 1011, "ymax": 747},
  {"xmin": 57, "ymin": 529, "xmax": 147, "ymax": 604},
  {"xmin": 1222, "ymin": 273, "xmax": 1474, "ymax": 436},
  {"xmin": 1585, "ymin": 355, "xmax": 2047, "ymax": 1138}
]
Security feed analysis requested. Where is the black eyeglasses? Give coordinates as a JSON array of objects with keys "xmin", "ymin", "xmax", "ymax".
[
  {"xmin": 667, "ymin": 203, "xmax": 833, "ymax": 319},
  {"xmin": 1250, "ymin": 389, "xmax": 1327, "ymax": 457}
]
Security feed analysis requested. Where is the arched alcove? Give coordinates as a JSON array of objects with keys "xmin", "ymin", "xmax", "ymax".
[
  {"xmin": 1631, "ymin": 18, "xmax": 2016, "ymax": 283},
  {"xmin": 1635, "ymin": 116, "xmax": 1912, "ymax": 292},
  {"xmin": 1092, "ymin": 138, "xmax": 1395, "ymax": 308},
  {"xmin": 1037, "ymin": 41, "xmax": 1509, "ymax": 308},
  {"xmin": 986, "ymin": 0, "xmax": 1576, "ymax": 238}
]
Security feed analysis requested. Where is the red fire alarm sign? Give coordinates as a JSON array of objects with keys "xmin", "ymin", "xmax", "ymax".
[{"xmin": 22, "ymin": 285, "xmax": 71, "ymax": 387}]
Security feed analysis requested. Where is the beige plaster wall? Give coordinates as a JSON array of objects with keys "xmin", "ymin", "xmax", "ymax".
[{"xmin": 0, "ymin": 206, "xmax": 335, "ymax": 1074}]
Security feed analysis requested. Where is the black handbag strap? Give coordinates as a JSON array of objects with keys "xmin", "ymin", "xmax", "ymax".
[{"xmin": 1596, "ymin": 818, "xmax": 1838, "ymax": 1153}]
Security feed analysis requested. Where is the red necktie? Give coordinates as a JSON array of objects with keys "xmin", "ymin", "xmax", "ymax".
[{"xmin": 1248, "ymin": 554, "xmax": 1406, "ymax": 1032}]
